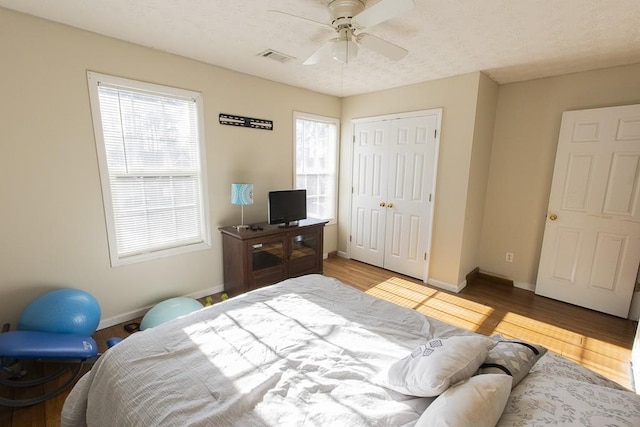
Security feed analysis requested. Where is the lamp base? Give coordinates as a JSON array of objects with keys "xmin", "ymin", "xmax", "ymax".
[{"xmin": 234, "ymin": 204, "xmax": 250, "ymax": 231}]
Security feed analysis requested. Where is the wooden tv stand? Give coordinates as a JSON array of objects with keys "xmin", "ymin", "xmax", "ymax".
[{"xmin": 219, "ymin": 218, "xmax": 328, "ymax": 296}]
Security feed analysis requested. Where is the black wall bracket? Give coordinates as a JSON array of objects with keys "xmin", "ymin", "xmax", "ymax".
[{"xmin": 219, "ymin": 113, "xmax": 273, "ymax": 131}]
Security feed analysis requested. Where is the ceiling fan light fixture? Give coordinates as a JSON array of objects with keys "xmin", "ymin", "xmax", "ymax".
[
  {"xmin": 331, "ymin": 29, "xmax": 358, "ymax": 64},
  {"xmin": 331, "ymin": 39, "xmax": 358, "ymax": 63}
]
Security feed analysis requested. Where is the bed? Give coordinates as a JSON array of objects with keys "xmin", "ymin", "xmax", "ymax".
[{"xmin": 62, "ymin": 275, "xmax": 640, "ymax": 426}]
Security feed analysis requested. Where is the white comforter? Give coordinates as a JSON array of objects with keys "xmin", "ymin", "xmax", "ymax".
[{"xmin": 62, "ymin": 275, "xmax": 639, "ymax": 426}]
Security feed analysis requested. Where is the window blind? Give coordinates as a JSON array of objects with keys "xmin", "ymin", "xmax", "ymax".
[
  {"xmin": 295, "ymin": 114, "xmax": 338, "ymax": 222},
  {"xmin": 89, "ymin": 73, "xmax": 209, "ymax": 265}
]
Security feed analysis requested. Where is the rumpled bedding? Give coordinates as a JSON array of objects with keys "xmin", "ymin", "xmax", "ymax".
[{"xmin": 61, "ymin": 274, "xmax": 639, "ymax": 426}]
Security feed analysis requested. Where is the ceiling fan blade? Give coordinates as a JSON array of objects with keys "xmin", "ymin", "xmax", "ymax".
[
  {"xmin": 352, "ymin": 0, "xmax": 415, "ymax": 30},
  {"xmin": 303, "ymin": 41, "xmax": 335, "ymax": 65},
  {"xmin": 267, "ymin": 10, "xmax": 333, "ymax": 31},
  {"xmin": 357, "ymin": 33, "xmax": 408, "ymax": 61}
]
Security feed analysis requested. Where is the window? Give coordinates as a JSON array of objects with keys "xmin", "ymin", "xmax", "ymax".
[
  {"xmin": 87, "ymin": 72, "xmax": 210, "ymax": 266},
  {"xmin": 294, "ymin": 112, "xmax": 339, "ymax": 224}
]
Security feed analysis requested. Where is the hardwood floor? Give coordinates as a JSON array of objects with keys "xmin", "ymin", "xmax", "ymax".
[
  {"xmin": 324, "ymin": 257, "xmax": 637, "ymax": 388},
  {"xmin": 2, "ymin": 257, "xmax": 637, "ymax": 426}
]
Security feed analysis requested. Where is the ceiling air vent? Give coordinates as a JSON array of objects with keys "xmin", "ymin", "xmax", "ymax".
[{"xmin": 258, "ymin": 49, "xmax": 295, "ymax": 63}]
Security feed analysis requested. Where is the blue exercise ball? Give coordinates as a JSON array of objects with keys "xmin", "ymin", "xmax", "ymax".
[
  {"xmin": 18, "ymin": 288, "xmax": 101, "ymax": 336},
  {"xmin": 140, "ymin": 297, "xmax": 203, "ymax": 330}
]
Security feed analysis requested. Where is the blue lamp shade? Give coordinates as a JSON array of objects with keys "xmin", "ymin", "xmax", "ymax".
[
  {"xmin": 231, "ymin": 183, "xmax": 253, "ymax": 230},
  {"xmin": 231, "ymin": 183, "xmax": 253, "ymax": 205}
]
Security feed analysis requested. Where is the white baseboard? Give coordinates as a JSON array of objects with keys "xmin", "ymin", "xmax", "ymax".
[
  {"xmin": 97, "ymin": 283, "xmax": 225, "ymax": 330},
  {"xmin": 514, "ymin": 281, "xmax": 536, "ymax": 291},
  {"xmin": 331, "ymin": 254, "xmax": 466, "ymax": 293},
  {"xmin": 97, "ymin": 307, "xmax": 150, "ymax": 330},
  {"xmin": 428, "ymin": 278, "xmax": 467, "ymax": 293},
  {"xmin": 185, "ymin": 284, "xmax": 225, "ymax": 301}
]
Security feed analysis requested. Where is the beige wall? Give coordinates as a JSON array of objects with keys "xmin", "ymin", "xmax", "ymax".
[
  {"xmin": 4, "ymin": 8, "xmax": 640, "ymax": 329},
  {"xmin": 459, "ymin": 73, "xmax": 499, "ymax": 283},
  {"xmin": 340, "ymin": 72, "xmax": 488, "ymax": 288},
  {"xmin": 339, "ymin": 62, "xmax": 640, "ymax": 303},
  {"xmin": 480, "ymin": 63, "xmax": 640, "ymax": 288},
  {"xmin": 0, "ymin": 8, "xmax": 340, "ymax": 327}
]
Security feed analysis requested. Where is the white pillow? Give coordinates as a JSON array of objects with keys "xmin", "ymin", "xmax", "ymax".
[
  {"xmin": 415, "ymin": 374, "xmax": 512, "ymax": 427},
  {"xmin": 380, "ymin": 335, "xmax": 496, "ymax": 396}
]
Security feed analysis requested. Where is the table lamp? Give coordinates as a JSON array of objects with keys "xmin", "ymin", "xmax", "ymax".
[{"xmin": 231, "ymin": 183, "xmax": 253, "ymax": 230}]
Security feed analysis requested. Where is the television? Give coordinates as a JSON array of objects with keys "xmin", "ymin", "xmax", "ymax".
[{"xmin": 268, "ymin": 189, "xmax": 307, "ymax": 227}]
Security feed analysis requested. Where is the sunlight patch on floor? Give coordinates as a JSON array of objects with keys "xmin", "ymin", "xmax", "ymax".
[
  {"xmin": 364, "ymin": 277, "xmax": 495, "ymax": 333},
  {"xmin": 366, "ymin": 277, "xmax": 438, "ymax": 306},
  {"xmin": 492, "ymin": 312, "xmax": 588, "ymax": 346},
  {"xmin": 493, "ymin": 312, "xmax": 629, "ymax": 358},
  {"xmin": 491, "ymin": 316, "xmax": 630, "ymax": 386},
  {"xmin": 362, "ymin": 277, "xmax": 632, "ymax": 388}
]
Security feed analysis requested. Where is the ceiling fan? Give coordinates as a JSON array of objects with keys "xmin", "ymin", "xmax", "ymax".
[{"xmin": 270, "ymin": 0, "xmax": 415, "ymax": 65}]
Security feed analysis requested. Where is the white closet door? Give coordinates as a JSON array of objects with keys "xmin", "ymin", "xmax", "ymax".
[
  {"xmin": 350, "ymin": 120, "xmax": 390, "ymax": 267},
  {"xmin": 384, "ymin": 115, "xmax": 438, "ymax": 278},
  {"xmin": 350, "ymin": 110, "xmax": 440, "ymax": 281}
]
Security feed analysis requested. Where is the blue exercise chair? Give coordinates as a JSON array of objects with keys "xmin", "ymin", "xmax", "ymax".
[{"xmin": 0, "ymin": 289, "xmax": 101, "ymax": 407}]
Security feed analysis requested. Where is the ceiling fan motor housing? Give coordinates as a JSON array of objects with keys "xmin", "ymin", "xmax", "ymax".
[{"xmin": 328, "ymin": 0, "xmax": 365, "ymax": 29}]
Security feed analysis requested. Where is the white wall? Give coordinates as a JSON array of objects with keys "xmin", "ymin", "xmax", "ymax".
[{"xmin": 0, "ymin": 8, "xmax": 340, "ymax": 328}]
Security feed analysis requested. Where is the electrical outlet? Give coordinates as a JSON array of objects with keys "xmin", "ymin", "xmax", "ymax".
[{"xmin": 505, "ymin": 252, "xmax": 514, "ymax": 263}]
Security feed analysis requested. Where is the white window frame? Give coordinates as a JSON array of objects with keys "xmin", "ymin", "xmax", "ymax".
[
  {"xmin": 87, "ymin": 71, "xmax": 211, "ymax": 266},
  {"xmin": 294, "ymin": 111, "xmax": 339, "ymax": 225}
]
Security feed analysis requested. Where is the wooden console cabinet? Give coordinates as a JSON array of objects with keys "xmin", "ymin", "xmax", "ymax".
[{"xmin": 219, "ymin": 218, "xmax": 328, "ymax": 296}]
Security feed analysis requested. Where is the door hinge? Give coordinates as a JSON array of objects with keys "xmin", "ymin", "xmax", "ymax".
[
  {"xmin": 434, "ymin": 129, "xmax": 437, "ymax": 138},
  {"xmin": 429, "ymin": 193, "xmax": 432, "ymax": 202},
  {"xmin": 353, "ymin": 135, "xmax": 355, "ymax": 143},
  {"xmin": 349, "ymin": 235, "xmax": 352, "ymax": 242},
  {"xmin": 424, "ymin": 253, "xmax": 427, "ymax": 261}
]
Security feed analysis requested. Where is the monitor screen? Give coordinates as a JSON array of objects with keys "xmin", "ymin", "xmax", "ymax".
[{"xmin": 268, "ymin": 189, "xmax": 307, "ymax": 227}]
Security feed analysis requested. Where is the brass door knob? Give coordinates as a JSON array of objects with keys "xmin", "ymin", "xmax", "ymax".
[
  {"xmin": 379, "ymin": 202, "xmax": 386, "ymax": 207},
  {"xmin": 387, "ymin": 202, "xmax": 394, "ymax": 208},
  {"xmin": 549, "ymin": 213, "xmax": 558, "ymax": 221}
]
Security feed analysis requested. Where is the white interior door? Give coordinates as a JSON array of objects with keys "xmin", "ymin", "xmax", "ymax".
[
  {"xmin": 536, "ymin": 104, "xmax": 640, "ymax": 318},
  {"xmin": 350, "ymin": 111, "xmax": 440, "ymax": 280},
  {"xmin": 384, "ymin": 116, "xmax": 438, "ymax": 278},
  {"xmin": 350, "ymin": 120, "xmax": 390, "ymax": 267}
]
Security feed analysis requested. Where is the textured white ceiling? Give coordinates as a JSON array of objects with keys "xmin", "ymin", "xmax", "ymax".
[{"xmin": 2, "ymin": 0, "xmax": 639, "ymax": 97}]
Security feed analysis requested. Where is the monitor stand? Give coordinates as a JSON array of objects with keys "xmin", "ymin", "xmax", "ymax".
[{"xmin": 278, "ymin": 221, "xmax": 300, "ymax": 228}]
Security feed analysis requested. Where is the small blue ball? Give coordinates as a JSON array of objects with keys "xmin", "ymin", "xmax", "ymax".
[
  {"xmin": 140, "ymin": 297, "xmax": 203, "ymax": 330},
  {"xmin": 107, "ymin": 337, "xmax": 123, "ymax": 348},
  {"xmin": 18, "ymin": 288, "xmax": 101, "ymax": 336}
]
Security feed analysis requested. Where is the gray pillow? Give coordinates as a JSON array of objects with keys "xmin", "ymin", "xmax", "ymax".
[{"xmin": 477, "ymin": 336, "xmax": 547, "ymax": 388}]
